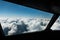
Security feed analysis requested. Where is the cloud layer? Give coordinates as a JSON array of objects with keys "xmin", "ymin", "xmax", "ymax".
[{"xmin": 0, "ymin": 17, "xmax": 50, "ymax": 36}]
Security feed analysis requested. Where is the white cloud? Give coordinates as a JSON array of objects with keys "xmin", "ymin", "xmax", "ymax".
[{"xmin": 0, "ymin": 17, "xmax": 50, "ymax": 36}]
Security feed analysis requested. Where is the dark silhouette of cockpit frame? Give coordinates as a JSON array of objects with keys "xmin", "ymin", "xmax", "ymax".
[{"xmin": 0, "ymin": 0, "xmax": 60, "ymax": 39}]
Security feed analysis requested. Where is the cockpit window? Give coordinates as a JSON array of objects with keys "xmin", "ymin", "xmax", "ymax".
[
  {"xmin": 0, "ymin": 0, "xmax": 53, "ymax": 36},
  {"xmin": 51, "ymin": 16, "xmax": 60, "ymax": 30}
]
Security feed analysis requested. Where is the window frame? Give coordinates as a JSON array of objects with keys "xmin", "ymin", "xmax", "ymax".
[{"xmin": 0, "ymin": 0, "xmax": 60, "ymax": 37}]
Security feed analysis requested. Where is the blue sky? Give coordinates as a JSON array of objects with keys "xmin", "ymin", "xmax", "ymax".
[{"xmin": 0, "ymin": 0, "xmax": 53, "ymax": 18}]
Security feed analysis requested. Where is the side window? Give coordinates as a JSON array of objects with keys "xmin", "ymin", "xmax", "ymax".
[
  {"xmin": 51, "ymin": 16, "xmax": 60, "ymax": 30},
  {"xmin": 0, "ymin": 1, "xmax": 53, "ymax": 36}
]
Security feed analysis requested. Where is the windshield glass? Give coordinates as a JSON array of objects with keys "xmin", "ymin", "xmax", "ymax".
[
  {"xmin": 0, "ymin": 0, "xmax": 53, "ymax": 36},
  {"xmin": 51, "ymin": 16, "xmax": 60, "ymax": 30}
]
